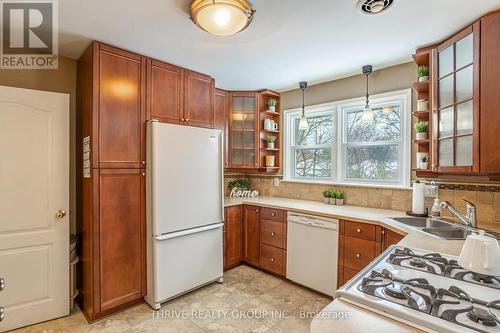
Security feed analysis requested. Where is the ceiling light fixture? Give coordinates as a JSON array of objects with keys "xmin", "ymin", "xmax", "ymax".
[
  {"xmin": 361, "ymin": 65, "xmax": 374, "ymax": 123},
  {"xmin": 298, "ymin": 82, "xmax": 309, "ymax": 131},
  {"xmin": 190, "ymin": 0, "xmax": 255, "ymax": 36}
]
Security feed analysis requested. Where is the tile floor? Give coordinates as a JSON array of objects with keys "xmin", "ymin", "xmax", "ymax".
[{"xmin": 13, "ymin": 265, "xmax": 332, "ymax": 333}]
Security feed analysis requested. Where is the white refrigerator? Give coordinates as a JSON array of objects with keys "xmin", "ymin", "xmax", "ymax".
[{"xmin": 145, "ymin": 121, "xmax": 224, "ymax": 310}]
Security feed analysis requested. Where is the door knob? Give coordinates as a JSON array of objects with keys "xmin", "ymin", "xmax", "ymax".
[
  {"xmin": 56, "ymin": 210, "xmax": 66, "ymax": 219},
  {"xmin": 0, "ymin": 307, "xmax": 4, "ymax": 322},
  {"xmin": 0, "ymin": 278, "xmax": 4, "ymax": 291},
  {"xmin": 356, "ymin": 253, "xmax": 361, "ymax": 258},
  {"xmin": 356, "ymin": 228, "xmax": 361, "ymax": 233},
  {"xmin": 271, "ymin": 257, "xmax": 275, "ymax": 262},
  {"xmin": 271, "ymin": 232, "xmax": 275, "ymax": 236}
]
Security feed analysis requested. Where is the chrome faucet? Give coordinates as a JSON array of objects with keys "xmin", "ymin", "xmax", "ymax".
[{"xmin": 440, "ymin": 199, "xmax": 477, "ymax": 228}]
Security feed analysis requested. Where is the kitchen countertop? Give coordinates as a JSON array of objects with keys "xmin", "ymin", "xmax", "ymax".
[{"xmin": 223, "ymin": 195, "xmax": 500, "ymax": 332}]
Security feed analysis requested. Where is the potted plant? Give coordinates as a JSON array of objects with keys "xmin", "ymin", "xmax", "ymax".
[
  {"xmin": 415, "ymin": 121, "xmax": 429, "ymax": 140},
  {"xmin": 336, "ymin": 191, "xmax": 344, "ymax": 206},
  {"xmin": 268, "ymin": 98, "xmax": 278, "ymax": 112},
  {"xmin": 419, "ymin": 155, "xmax": 429, "ymax": 169},
  {"xmin": 328, "ymin": 189, "xmax": 337, "ymax": 205},
  {"xmin": 228, "ymin": 179, "xmax": 250, "ymax": 191},
  {"xmin": 322, "ymin": 190, "xmax": 331, "ymax": 204},
  {"xmin": 266, "ymin": 135, "xmax": 277, "ymax": 149},
  {"xmin": 417, "ymin": 65, "xmax": 429, "ymax": 82}
]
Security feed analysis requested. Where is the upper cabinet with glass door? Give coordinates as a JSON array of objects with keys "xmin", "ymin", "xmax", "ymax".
[
  {"xmin": 228, "ymin": 92, "xmax": 258, "ymax": 169},
  {"xmin": 435, "ymin": 24, "xmax": 479, "ymax": 173}
]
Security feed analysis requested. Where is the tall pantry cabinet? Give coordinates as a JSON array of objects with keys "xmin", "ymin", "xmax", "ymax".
[{"xmin": 78, "ymin": 42, "xmax": 146, "ymax": 320}]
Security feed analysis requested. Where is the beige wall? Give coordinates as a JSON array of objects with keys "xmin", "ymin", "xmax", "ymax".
[
  {"xmin": 0, "ymin": 56, "xmax": 78, "ymax": 232},
  {"xmin": 280, "ymin": 62, "xmax": 416, "ymax": 110}
]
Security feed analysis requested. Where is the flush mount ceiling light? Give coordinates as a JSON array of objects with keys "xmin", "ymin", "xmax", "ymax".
[
  {"xmin": 190, "ymin": 0, "xmax": 255, "ymax": 36},
  {"xmin": 298, "ymin": 81, "xmax": 309, "ymax": 131},
  {"xmin": 356, "ymin": 0, "xmax": 394, "ymax": 15},
  {"xmin": 361, "ymin": 65, "xmax": 374, "ymax": 123}
]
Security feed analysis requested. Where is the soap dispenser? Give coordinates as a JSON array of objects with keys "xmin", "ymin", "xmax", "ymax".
[{"xmin": 431, "ymin": 198, "xmax": 441, "ymax": 217}]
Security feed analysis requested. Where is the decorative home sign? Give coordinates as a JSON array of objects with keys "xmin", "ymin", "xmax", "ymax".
[{"xmin": 229, "ymin": 187, "xmax": 259, "ymax": 198}]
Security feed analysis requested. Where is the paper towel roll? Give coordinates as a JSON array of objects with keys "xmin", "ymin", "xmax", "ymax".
[{"xmin": 412, "ymin": 182, "xmax": 426, "ymax": 215}]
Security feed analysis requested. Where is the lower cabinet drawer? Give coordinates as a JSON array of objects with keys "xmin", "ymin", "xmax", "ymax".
[
  {"xmin": 260, "ymin": 244, "xmax": 285, "ymax": 276},
  {"xmin": 343, "ymin": 236, "xmax": 376, "ymax": 271},
  {"xmin": 260, "ymin": 219, "xmax": 285, "ymax": 249},
  {"xmin": 342, "ymin": 266, "xmax": 359, "ymax": 285}
]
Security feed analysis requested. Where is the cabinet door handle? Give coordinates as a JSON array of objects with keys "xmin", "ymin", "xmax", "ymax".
[
  {"xmin": 0, "ymin": 307, "xmax": 4, "ymax": 322},
  {"xmin": 185, "ymin": 118, "xmax": 190, "ymax": 122},
  {"xmin": 270, "ymin": 257, "xmax": 275, "ymax": 262},
  {"xmin": 271, "ymin": 213, "xmax": 275, "ymax": 217},
  {"xmin": 0, "ymin": 278, "xmax": 4, "ymax": 291},
  {"xmin": 381, "ymin": 229, "xmax": 385, "ymax": 235},
  {"xmin": 255, "ymin": 209, "xmax": 259, "ymax": 213},
  {"xmin": 356, "ymin": 228, "xmax": 361, "ymax": 233},
  {"xmin": 181, "ymin": 118, "xmax": 185, "ymax": 122},
  {"xmin": 141, "ymin": 161, "xmax": 146, "ymax": 165},
  {"xmin": 356, "ymin": 253, "xmax": 361, "ymax": 258},
  {"xmin": 142, "ymin": 172, "xmax": 146, "ymax": 176},
  {"xmin": 271, "ymin": 232, "xmax": 275, "ymax": 236}
]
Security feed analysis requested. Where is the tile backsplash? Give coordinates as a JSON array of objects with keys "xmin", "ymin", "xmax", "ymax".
[{"xmin": 224, "ymin": 175, "xmax": 500, "ymax": 227}]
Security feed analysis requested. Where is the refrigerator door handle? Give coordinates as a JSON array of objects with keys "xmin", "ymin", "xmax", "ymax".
[{"xmin": 155, "ymin": 222, "xmax": 224, "ymax": 241}]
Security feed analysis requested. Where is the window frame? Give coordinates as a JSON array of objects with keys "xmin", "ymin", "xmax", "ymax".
[
  {"xmin": 284, "ymin": 104, "xmax": 337, "ymax": 182},
  {"xmin": 284, "ymin": 89, "xmax": 411, "ymax": 189}
]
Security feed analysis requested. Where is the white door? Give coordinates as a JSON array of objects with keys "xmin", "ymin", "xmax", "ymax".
[{"xmin": 0, "ymin": 86, "xmax": 69, "ymax": 332}]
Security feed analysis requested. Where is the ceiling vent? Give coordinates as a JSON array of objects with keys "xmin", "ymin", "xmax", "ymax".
[{"xmin": 356, "ymin": 0, "xmax": 394, "ymax": 15}]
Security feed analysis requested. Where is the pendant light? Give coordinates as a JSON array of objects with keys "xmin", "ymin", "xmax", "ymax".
[
  {"xmin": 298, "ymin": 82, "xmax": 309, "ymax": 131},
  {"xmin": 361, "ymin": 65, "xmax": 374, "ymax": 123},
  {"xmin": 190, "ymin": 0, "xmax": 255, "ymax": 36}
]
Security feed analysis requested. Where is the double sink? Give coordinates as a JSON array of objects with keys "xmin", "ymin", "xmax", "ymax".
[{"xmin": 390, "ymin": 217, "xmax": 500, "ymax": 240}]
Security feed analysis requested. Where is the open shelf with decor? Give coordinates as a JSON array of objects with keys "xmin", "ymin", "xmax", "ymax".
[
  {"xmin": 412, "ymin": 46, "xmax": 435, "ymax": 175},
  {"xmin": 258, "ymin": 90, "xmax": 281, "ymax": 172}
]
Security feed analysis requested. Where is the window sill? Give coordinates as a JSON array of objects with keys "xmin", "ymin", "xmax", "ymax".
[{"xmin": 280, "ymin": 179, "xmax": 412, "ymax": 190}]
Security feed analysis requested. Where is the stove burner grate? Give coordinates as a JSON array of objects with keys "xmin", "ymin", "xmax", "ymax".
[
  {"xmin": 467, "ymin": 307, "xmax": 497, "ymax": 327},
  {"xmin": 384, "ymin": 283, "xmax": 406, "ymax": 300}
]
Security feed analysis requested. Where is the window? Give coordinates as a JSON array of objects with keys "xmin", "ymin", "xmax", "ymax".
[
  {"xmin": 288, "ymin": 110, "xmax": 336, "ymax": 180},
  {"xmin": 284, "ymin": 90, "xmax": 411, "ymax": 188}
]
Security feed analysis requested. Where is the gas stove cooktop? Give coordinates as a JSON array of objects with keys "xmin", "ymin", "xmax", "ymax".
[{"xmin": 336, "ymin": 246, "xmax": 500, "ymax": 333}]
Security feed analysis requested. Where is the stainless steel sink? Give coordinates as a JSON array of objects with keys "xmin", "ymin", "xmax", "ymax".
[
  {"xmin": 391, "ymin": 217, "xmax": 456, "ymax": 229},
  {"xmin": 390, "ymin": 216, "xmax": 500, "ymax": 240},
  {"xmin": 421, "ymin": 227, "xmax": 474, "ymax": 240}
]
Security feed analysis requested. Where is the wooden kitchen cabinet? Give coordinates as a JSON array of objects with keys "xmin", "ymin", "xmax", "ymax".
[
  {"xmin": 433, "ymin": 23, "xmax": 480, "ymax": 174},
  {"xmin": 148, "ymin": 63, "xmax": 215, "ymax": 129},
  {"xmin": 243, "ymin": 205, "xmax": 261, "ymax": 267},
  {"xmin": 337, "ymin": 220, "xmax": 383, "ymax": 288},
  {"xmin": 479, "ymin": 11, "xmax": 500, "ymax": 174},
  {"xmin": 225, "ymin": 205, "xmax": 243, "ymax": 269},
  {"xmin": 382, "ymin": 228, "xmax": 405, "ymax": 251},
  {"xmin": 97, "ymin": 169, "xmax": 145, "ymax": 312},
  {"xmin": 215, "ymin": 89, "xmax": 229, "ymax": 168},
  {"xmin": 414, "ymin": 10, "xmax": 500, "ymax": 178},
  {"xmin": 95, "ymin": 43, "xmax": 146, "ymax": 169},
  {"xmin": 147, "ymin": 59, "xmax": 183, "ymax": 124},
  {"xmin": 184, "ymin": 70, "xmax": 215, "ymax": 128},
  {"xmin": 78, "ymin": 42, "xmax": 146, "ymax": 320},
  {"xmin": 259, "ymin": 207, "xmax": 286, "ymax": 277}
]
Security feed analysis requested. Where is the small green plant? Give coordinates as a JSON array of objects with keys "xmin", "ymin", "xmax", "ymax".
[
  {"xmin": 228, "ymin": 179, "xmax": 250, "ymax": 190},
  {"xmin": 323, "ymin": 190, "xmax": 331, "ymax": 198},
  {"xmin": 415, "ymin": 121, "xmax": 429, "ymax": 133},
  {"xmin": 417, "ymin": 65, "xmax": 429, "ymax": 78},
  {"xmin": 268, "ymin": 98, "xmax": 278, "ymax": 107},
  {"xmin": 335, "ymin": 190, "xmax": 344, "ymax": 199},
  {"xmin": 420, "ymin": 155, "xmax": 428, "ymax": 163},
  {"xmin": 266, "ymin": 135, "xmax": 277, "ymax": 143}
]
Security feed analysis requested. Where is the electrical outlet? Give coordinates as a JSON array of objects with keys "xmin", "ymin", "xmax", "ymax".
[
  {"xmin": 424, "ymin": 183, "xmax": 438, "ymax": 197},
  {"xmin": 273, "ymin": 177, "xmax": 280, "ymax": 187}
]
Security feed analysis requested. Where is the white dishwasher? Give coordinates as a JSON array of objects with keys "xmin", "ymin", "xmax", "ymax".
[{"xmin": 286, "ymin": 212, "xmax": 339, "ymax": 296}]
